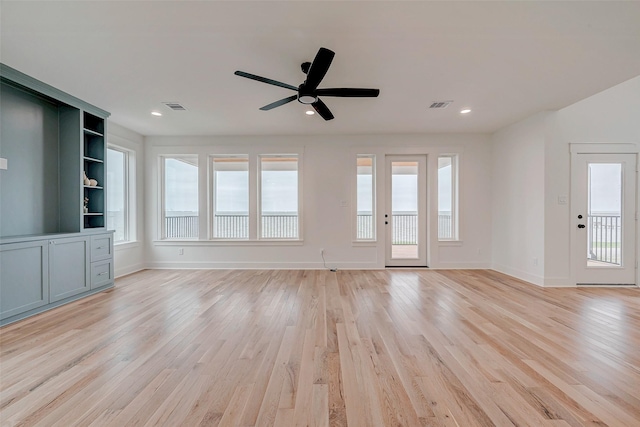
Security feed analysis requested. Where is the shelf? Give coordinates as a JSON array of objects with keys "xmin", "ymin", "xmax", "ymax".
[
  {"xmin": 83, "ymin": 185, "xmax": 103, "ymax": 190},
  {"xmin": 83, "ymin": 128, "xmax": 103, "ymax": 137},
  {"xmin": 84, "ymin": 156, "xmax": 103, "ymax": 163}
]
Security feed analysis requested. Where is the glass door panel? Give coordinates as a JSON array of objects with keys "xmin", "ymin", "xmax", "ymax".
[
  {"xmin": 587, "ymin": 163, "xmax": 622, "ymax": 267},
  {"xmin": 386, "ymin": 155, "xmax": 427, "ymax": 267}
]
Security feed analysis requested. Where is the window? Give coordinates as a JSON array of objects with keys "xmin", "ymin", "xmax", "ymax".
[
  {"xmin": 260, "ymin": 156, "xmax": 299, "ymax": 239},
  {"xmin": 162, "ymin": 156, "xmax": 198, "ymax": 239},
  {"xmin": 106, "ymin": 146, "xmax": 131, "ymax": 243},
  {"xmin": 356, "ymin": 155, "xmax": 375, "ymax": 240},
  {"xmin": 212, "ymin": 156, "xmax": 249, "ymax": 239},
  {"xmin": 438, "ymin": 155, "xmax": 458, "ymax": 240}
]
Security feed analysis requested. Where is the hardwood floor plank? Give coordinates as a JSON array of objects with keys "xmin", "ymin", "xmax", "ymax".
[{"xmin": 1, "ymin": 269, "xmax": 639, "ymax": 426}]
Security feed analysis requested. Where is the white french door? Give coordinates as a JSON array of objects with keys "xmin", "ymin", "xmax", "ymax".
[
  {"xmin": 571, "ymin": 153, "xmax": 637, "ymax": 285},
  {"xmin": 385, "ymin": 155, "xmax": 427, "ymax": 267}
]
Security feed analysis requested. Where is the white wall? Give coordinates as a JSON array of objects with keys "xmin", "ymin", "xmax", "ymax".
[
  {"xmin": 490, "ymin": 112, "xmax": 549, "ymax": 285},
  {"xmin": 108, "ymin": 122, "xmax": 145, "ymax": 277},
  {"xmin": 544, "ymin": 75, "xmax": 640, "ymax": 286},
  {"xmin": 490, "ymin": 75, "xmax": 640, "ymax": 287},
  {"xmin": 144, "ymin": 134, "xmax": 492, "ymax": 270}
]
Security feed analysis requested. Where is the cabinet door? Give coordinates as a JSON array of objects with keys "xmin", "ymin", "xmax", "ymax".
[
  {"xmin": 49, "ymin": 236, "xmax": 90, "ymax": 303},
  {"xmin": 0, "ymin": 240, "xmax": 49, "ymax": 320}
]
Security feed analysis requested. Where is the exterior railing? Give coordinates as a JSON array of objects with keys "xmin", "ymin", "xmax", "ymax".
[
  {"xmin": 358, "ymin": 212, "xmax": 452, "ymax": 243},
  {"xmin": 214, "ymin": 214, "xmax": 249, "ymax": 239},
  {"xmin": 438, "ymin": 213, "xmax": 453, "ymax": 239},
  {"xmin": 588, "ymin": 214, "xmax": 622, "ymax": 264},
  {"xmin": 165, "ymin": 215, "xmax": 199, "ymax": 238},
  {"xmin": 166, "ymin": 212, "xmax": 453, "ymax": 242},
  {"xmin": 260, "ymin": 214, "xmax": 298, "ymax": 239},
  {"xmin": 392, "ymin": 214, "xmax": 418, "ymax": 244},
  {"xmin": 165, "ymin": 213, "xmax": 299, "ymax": 239},
  {"xmin": 357, "ymin": 214, "xmax": 374, "ymax": 240}
]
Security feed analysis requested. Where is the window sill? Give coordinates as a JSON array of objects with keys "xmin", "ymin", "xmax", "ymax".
[
  {"xmin": 352, "ymin": 240, "xmax": 377, "ymax": 247},
  {"xmin": 153, "ymin": 239, "xmax": 304, "ymax": 246},
  {"xmin": 438, "ymin": 240, "xmax": 463, "ymax": 246}
]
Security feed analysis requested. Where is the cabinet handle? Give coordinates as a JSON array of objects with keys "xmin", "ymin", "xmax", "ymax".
[
  {"xmin": 98, "ymin": 272, "xmax": 108, "ymax": 276},
  {"xmin": 96, "ymin": 246, "xmax": 104, "ymax": 249}
]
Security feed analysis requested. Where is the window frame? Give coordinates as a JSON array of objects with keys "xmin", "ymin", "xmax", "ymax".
[
  {"xmin": 437, "ymin": 154, "xmax": 459, "ymax": 241},
  {"xmin": 210, "ymin": 155, "xmax": 250, "ymax": 240},
  {"xmin": 258, "ymin": 154, "xmax": 302, "ymax": 241},
  {"xmin": 354, "ymin": 154, "xmax": 376, "ymax": 242},
  {"xmin": 106, "ymin": 145, "xmax": 132, "ymax": 244},
  {"xmin": 160, "ymin": 155, "xmax": 200, "ymax": 240}
]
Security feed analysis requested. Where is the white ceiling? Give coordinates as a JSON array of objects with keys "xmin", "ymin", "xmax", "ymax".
[{"xmin": 2, "ymin": 1, "xmax": 640, "ymax": 137}]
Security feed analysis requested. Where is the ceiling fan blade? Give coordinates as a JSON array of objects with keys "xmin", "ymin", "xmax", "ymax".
[
  {"xmin": 315, "ymin": 88, "xmax": 380, "ymax": 97},
  {"xmin": 312, "ymin": 99, "xmax": 334, "ymax": 121},
  {"xmin": 259, "ymin": 95, "xmax": 298, "ymax": 111},
  {"xmin": 304, "ymin": 47, "xmax": 335, "ymax": 91},
  {"xmin": 234, "ymin": 71, "xmax": 298, "ymax": 91}
]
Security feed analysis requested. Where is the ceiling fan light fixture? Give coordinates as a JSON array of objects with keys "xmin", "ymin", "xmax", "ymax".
[
  {"xmin": 298, "ymin": 95, "xmax": 317, "ymax": 104},
  {"xmin": 151, "ymin": 111, "xmax": 162, "ymax": 116},
  {"xmin": 460, "ymin": 109, "xmax": 471, "ymax": 114},
  {"xmin": 305, "ymin": 110, "xmax": 315, "ymax": 115}
]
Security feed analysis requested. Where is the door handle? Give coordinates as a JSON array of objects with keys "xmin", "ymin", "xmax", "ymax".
[{"xmin": 578, "ymin": 224, "xmax": 586, "ymax": 229}]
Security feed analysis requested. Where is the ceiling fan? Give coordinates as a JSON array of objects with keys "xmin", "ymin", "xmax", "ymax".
[{"xmin": 234, "ymin": 47, "xmax": 380, "ymax": 121}]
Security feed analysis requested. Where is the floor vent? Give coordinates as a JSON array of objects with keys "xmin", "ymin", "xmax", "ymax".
[
  {"xmin": 429, "ymin": 101, "xmax": 453, "ymax": 109},
  {"xmin": 162, "ymin": 102, "xmax": 187, "ymax": 111}
]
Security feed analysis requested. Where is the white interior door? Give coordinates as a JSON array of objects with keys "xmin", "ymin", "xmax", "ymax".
[
  {"xmin": 385, "ymin": 155, "xmax": 427, "ymax": 267},
  {"xmin": 572, "ymin": 153, "xmax": 637, "ymax": 285}
]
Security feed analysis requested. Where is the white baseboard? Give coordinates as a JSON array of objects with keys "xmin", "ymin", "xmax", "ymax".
[
  {"xmin": 491, "ymin": 263, "xmax": 544, "ymax": 287},
  {"xmin": 144, "ymin": 261, "xmax": 382, "ymax": 270},
  {"xmin": 543, "ymin": 277, "xmax": 575, "ymax": 287},
  {"xmin": 431, "ymin": 261, "xmax": 492, "ymax": 269},
  {"xmin": 115, "ymin": 263, "xmax": 145, "ymax": 278}
]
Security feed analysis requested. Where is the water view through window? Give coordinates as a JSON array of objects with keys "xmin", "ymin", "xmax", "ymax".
[
  {"xmin": 107, "ymin": 148, "xmax": 127, "ymax": 242},
  {"xmin": 261, "ymin": 156, "xmax": 298, "ymax": 239},
  {"xmin": 164, "ymin": 157, "xmax": 198, "ymax": 238}
]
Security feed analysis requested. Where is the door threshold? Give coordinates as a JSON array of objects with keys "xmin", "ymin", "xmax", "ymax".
[
  {"xmin": 385, "ymin": 266, "xmax": 429, "ymax": 269},
  {"xmin": 577, "ymin": 283, "xmax": 637, "ymax": 287}
]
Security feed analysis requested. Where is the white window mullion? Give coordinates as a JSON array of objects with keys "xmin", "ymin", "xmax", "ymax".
[{"xmin": 249, "ymin": 155, "xmax": 259, "ymax": 240}]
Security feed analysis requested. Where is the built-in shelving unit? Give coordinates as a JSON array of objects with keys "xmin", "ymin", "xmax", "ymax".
[
  {"xmin": 0, "ymin": 63, "xmax": 113, "ymax": 326},
  {"xmin": 83, "ymin": 111, "xmax": 106, "ymax": 229}
]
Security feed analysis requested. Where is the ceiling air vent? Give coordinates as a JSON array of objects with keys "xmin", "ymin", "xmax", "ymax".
[
  {"xmin": 429, "ymin": 101, "xmax": 453, "ymax": 109},
  {"xmin": 162, "ymin": 102, "xmax": 187, "ymax": 111}
]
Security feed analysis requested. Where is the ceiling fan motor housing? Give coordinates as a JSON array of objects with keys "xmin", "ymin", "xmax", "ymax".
[{"xmin": 297, "ymin": 84, "xmax": 317, "ymax": 104}]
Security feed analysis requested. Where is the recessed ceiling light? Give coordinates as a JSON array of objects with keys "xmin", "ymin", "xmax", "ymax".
[
  {"xmin": 460, "ymin": 109, "xmax": 471, "ymax": 114},
  {"xmin": 151, "ymin": 111, "xmax": 162, "ymax": 116},
  {"xmin": 305, "ymin": 110, "xmax": 315, "ymax": 116}
]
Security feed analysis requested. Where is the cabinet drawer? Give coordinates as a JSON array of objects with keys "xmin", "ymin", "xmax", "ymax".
[
  {"xmin": 91, "ymin": 234, "xmax": 112, "ymax": 261},
  {"xmin": 91, "ymin": 260, "xmax": 113, "ymax": 289}
]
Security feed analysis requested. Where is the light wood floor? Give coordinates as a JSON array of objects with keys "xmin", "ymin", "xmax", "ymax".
[{"xmin": 1, "ymin": 269, "xmax": 639, "ymax": 426}]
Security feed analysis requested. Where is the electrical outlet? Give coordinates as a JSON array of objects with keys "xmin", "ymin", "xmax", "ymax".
[
  {"xmin": 533, "ymin": 257, "xmax": 538, "ymax": 266},
  {"xmin": 178, "ymin": 248, "xmax": 184, "ymax": 255}
]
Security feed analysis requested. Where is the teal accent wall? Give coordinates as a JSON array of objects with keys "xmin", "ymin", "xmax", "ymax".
[{"xmin": 1, "ymin": 82, "xmax": 60, "ymax": 236}]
